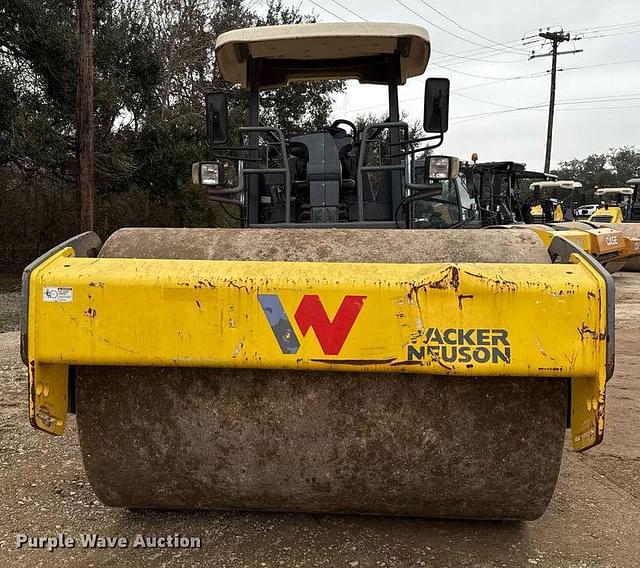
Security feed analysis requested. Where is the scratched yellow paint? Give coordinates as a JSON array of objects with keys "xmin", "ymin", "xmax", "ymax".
[{"xmin": 27, "ymin": 247, "xmax": 608, "ymax": 449}]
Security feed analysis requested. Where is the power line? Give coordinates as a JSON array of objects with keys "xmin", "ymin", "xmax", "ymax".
[
  {"xmin": 434, "ymin": 37, "xmax": 528, "ymax": 64},
  {"xmin": 452, "ymin": 104, "xmax": 553, "ymax": 123},
  {"xmin": 454, "ymin": 92, "xmax": 640, "ymax": 110},
  {"xmin": 392, "ymin": 0, "xmax": 525, "ymax": 56},
  {"xmin": 429, "ymin": 51, "xmax": 527, "ymax": 65},
  {"xmin": 522, "ymin": 22, "xmax": 640, "ymax": 53},
  {"xmin": 326, "ymin": 0, "xmax": 367, "ymax": 21},
  {"xmin": 558, "ymin": 94, "xmax": 640, "ymax": 103},
  {"xmin": 342, "ymin": 86, "xmax": 640, "ymax": 117},
  {"xmin": 451, "ymin": 103, "xmax": 640, "ymax": 125},
  {"xmin": 574, "ymin": 27, "xmax": 640, "ymax": 40},
  {"xmin": 305, "ymin": 0, "xmax": 528, "ymax": 67},
  {"xmin": 343, "ymin": 55, "xmax": 640, "ymax": 115},
  {"xmin": 568, "ymin": 20, "xmax": 640, "ymax": 36},
  {"xmin": 343, "ymin": 98, "xmax": 640, "ymax": 121},
  {"xmin": 308, "ymin": 0, "xmax": 640, "ymax": 130},
  {"xmin": 342, "ymin": 71, "xmax": 548, "ymax": 113},
  {"xmin": 560, "ymin": 58, "xmax": 640, "ymax": 72},
  {"xmin": 454, "ymin": 57, "xmax": 640, "ymax": 91},
  {"xmin": 456, "ymin": 72, "xmax": 549, "ymax": 91},
  {"xmin": 454, "ymin": 92, "xmax": 521, "ymax": 109},
  {"xmin": 305, "ymin": 0, "xmax": 346, "ymax": 21},
  {"xmin": 415, "ymin": 0, "xmax": 527, "ymax": 54},
  {"xmin": 543, "ymin": 104, "xmax": 640, "ymax": 112},
  {"xmin": 430, "ymin": 61, "xmax": 534, "ymax": 80},
  {"xmin": 596, "ymin": 28, "xmax": 640, "ymax": 39},
  {"xmin": 583, "ymin": 20, "xmax": 640, "ymax": 30},
  {"xmin": 451, "ymin": 94, "xmax": 640, "ymax": 123}
]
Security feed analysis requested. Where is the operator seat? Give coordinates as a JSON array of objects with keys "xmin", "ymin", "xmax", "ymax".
[
  {"xmin": 330, "ymin": 128, "xmax": 356, "ymax": 192},
  {"xmin": 289, "ymin": 130, "xmax": 354, "ymax": 223}
]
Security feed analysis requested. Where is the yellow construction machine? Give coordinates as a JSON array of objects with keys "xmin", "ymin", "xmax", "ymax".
[
  {"xmin": 588, "ymin": 180, "xmax": 640, "ymax": 271},
  {"xmin": 462, "ymin": 163, "xmax": 636, "ymax": 272},
  {"xmin": 528, "ymin": 180, "xmax": 581, "ymax": 223},
  {"xmin": 22, "ymin": 22, "xmax": 613, "ymax": 521},
  {"xmin": 589, "ymin": 185, "xmax": 638, "ymax": 223},
  {"xmin": 560, "ymin": 221, "xmax": 640, "ymax": 273},
  {"xmin": 519, "ymin": 180, "xmax": 639, "ymax": 272},
  {"xmin": 498, "ymin": 222, "xmax": 630, "ymax": 273}
]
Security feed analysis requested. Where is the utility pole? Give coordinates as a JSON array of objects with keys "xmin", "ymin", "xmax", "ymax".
[
  {"xmin": 77, "ymin": 0, "xmax": 95, "ymax": 231},
  {"xmin": 529, "ymin": 30, "xmax": 582, "ymax": 172}
]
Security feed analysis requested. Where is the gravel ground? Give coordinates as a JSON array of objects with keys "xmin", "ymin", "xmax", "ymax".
[
  {"xmin": 0, "ymin": 273, "xmax": 639, "ymax": 567},
  {"xmin": 0, "ymin": 275, "xmax": 20, "ymax": 333}
]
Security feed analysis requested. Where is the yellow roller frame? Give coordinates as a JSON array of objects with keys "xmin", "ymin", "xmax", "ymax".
[
  {"xmin": 501, "ymin": 224, "xmax": 627, "ymax": 263},
  {"xmin": 520, "ymin": 225, "xmax": 591, "ymax": 253},
  {"xmin": 24, "ymin": 242, "xmax": 611, "ymax": 452},
  {"xmin": 590, "ymin": 206, "xmax": 624, "ymax": 224},
  {"xmin": 620, "ymin": 235, "xmax": 640, "ymax": 260},
  {"xmin": 529, "ymin": 203, "xmax": 564, "ymax": 223}
]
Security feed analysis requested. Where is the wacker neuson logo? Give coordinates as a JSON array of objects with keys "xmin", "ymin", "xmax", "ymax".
[
  {"xmin": 258, "ymin": 294, "xmax": 366, "ymax": 355},
  {"xmin": 408, "ymin": 327, "xmax": 511, "ymax": 364}
]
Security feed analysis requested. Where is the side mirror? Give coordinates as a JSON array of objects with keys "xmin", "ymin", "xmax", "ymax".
[
  {"xmin": 424, "ymin": 78, "xmax": 450, "ymax": 134},
  {"xmin": 205, "ymin": 92, "xmax": 228, "ymax": 146}
]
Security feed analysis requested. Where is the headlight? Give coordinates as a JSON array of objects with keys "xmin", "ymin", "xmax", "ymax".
[
  {"xmin": 192, "ymin": 162, "xmax": 224, "ymax": 188},
  {"xmin": 428, "ymin": 156, "xmax": 459, "ymax": 180}
]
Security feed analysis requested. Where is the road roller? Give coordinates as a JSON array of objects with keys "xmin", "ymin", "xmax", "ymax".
[
  {"xmin": 493, "ymin": 222, "xmax": 635, "ymax": 273},
  {"xmin": 587, "ymin": 181, "xmax": 640, "ymax": 271},
  {"xmin": 557, "ymin": 221, "xmax": 640, "ymax": 273},
  {"xmin": 459, "ymin": 161, "xmax": 638, "ymax": 272},
  {"xmin": 518, "ymin": 181, "xmax": 640, "ymax": 272},
  {"xmin": 21, "ymin": 22, "xmax": 614, "ymax": 521},
  {"xmin": 589, "ymin": 184, "xmax": 640, "ymax": 224},
  {"xmin": 526, "ymin": 180, "xmax": 582, "ymax": 224}
]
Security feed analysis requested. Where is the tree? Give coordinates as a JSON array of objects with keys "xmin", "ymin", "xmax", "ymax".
[
  {"xmin": 256, "ymin": 1, "xmax": 345, "ymax": 134},
  {"xmin": 609, "ymin": 146, "xmax": 640, "ymax": 184},
  {"xmin": 0, "ymin": 0, "xmax": 344, "ymax": 268},
  {"xmin": 552, "ymin": 146, "xmax": 639, "ymax": 205}
]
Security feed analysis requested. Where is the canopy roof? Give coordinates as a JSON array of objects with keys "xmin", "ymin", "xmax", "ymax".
[
  {"xmin": 626, "ymin": 178, "xmax": 640, "ymax": 185},
  {"xmin": 472, "ymin": 161, "xmax": 556, "ymax": 180},
  {"xmin": 595, "ymin": 187, "xmax": 634, "ymax": 195},
  {"xmin": 530, "ymin": 180, "xmax": 582, "ymax": 191},
  {"xmin": 215, "ymin": 22, "xmax": 430, "ymax": 89}
]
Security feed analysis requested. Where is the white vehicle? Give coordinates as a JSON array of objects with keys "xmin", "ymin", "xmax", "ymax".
[{"xmin": 575, "ymin": 203, "xmax": 599, "ymax": 219}]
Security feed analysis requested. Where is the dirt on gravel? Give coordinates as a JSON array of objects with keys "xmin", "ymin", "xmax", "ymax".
[{"xmin": 0, "ymin": 273, "xmax": 639, "ymax": 567}]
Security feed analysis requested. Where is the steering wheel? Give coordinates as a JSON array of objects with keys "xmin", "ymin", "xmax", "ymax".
[{"xmin": 330, "ymin": 119, "xmax": 358, "ymax": 142}]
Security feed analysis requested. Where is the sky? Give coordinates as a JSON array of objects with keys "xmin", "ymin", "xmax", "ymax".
[{"xmin": 268, "ymin": 0, "xmax": 640, "ymax": 171}]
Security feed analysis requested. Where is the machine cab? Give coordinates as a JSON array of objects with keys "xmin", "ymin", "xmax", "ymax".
[
  {"xmin": 193, "ymin": 22, "xmax": 464, "ymax": 229},
  {"xmin": 528, "ymin": 180, "xmax": 582, "ymax": 223},
  {"xmin": 412, "ymin": 156, "xmax": 480, "ymax": 228},
  {"xmin": 590, "ymin": 185, "xmax": 638, "ymax": 223}
]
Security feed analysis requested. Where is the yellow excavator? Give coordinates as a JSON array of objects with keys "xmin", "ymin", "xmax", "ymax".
[{"xmin": 22, "ymin": 22, "xmax": 613, "ymax": 521}]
